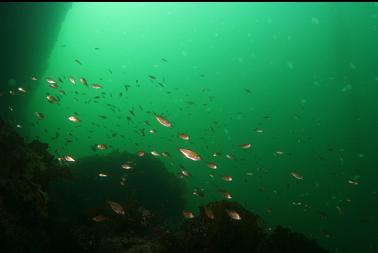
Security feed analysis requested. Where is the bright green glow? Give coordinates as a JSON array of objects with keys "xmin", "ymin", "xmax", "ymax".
[{"xmin": 23, "ymin": 3, "xmax": 378, "ymax": 253}]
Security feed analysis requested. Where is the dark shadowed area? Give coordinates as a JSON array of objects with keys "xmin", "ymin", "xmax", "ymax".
[
  {"xmin": 0, "ymin": 2, "xmax": 72, "ymax": 119},
  {"xmin": 48, "ymin": 150, "xmax": 187, "ymax": 224}
]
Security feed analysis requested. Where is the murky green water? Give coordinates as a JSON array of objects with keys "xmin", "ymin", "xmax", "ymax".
[{"xmin": 2, "ymin": 3, "xmax": 378, "ymax": 252}]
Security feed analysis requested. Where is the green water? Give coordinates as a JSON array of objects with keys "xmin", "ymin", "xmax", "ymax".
[{"xmin": 4, "ymin": 2, "xmax": 378, "ymax": 252}]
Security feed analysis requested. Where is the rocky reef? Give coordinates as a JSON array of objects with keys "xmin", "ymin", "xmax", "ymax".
[
  {"xmin": 160, "ymin": 201, "xmax": 265, "ymax": 253},
  {"xmin": 0, "ymin": 119, "xmax": 330, "ymax": 253},
  {"xmin": 0, "ymin": 119, "xmax": 71, "ymax": 252},
  {"xmin": 159, "ymin": 201, "xmax": 329, "ymax": 253},
  {"xmin": 67, "ymin": 200, "xmax": 329, "ymax": 253}
]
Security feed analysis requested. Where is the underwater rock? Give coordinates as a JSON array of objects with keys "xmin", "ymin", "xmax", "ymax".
[
  {"xmin": 256, "ymin": 225, "xmax": 330, "ymax": 253},
  {"xmin": 102, "ymin": 236, "xmax": 163, "ymax": 253},
  {"xmin": 0, "ymin": 119, "xmax": 71, "ymax": 253},
  {"xmin": 124, "ymin": 238, "xmax": 163, "ymax": 253},
  {"xmin": 0, "ymin": 119, "xmax": 70, "ymax": 213},
  {"xmin": 0, "ymin": 3, "xmax": 72, "ymax": 92},
  {"xmin": 0, "ymin": 119, "xmax": 330, "ymax": 253},
  {"xmin": 160, "ymin": 200, "xmax": 266, "ymax": 253},
  {"xmin": 159, "ymin": 201, "xmax": 330, "ymax": 253}
]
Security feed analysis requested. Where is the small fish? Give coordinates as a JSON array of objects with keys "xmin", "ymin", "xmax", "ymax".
[
  {"xmin": 348, "ymin": 180, "xmax": 358, "ymax": 185},
  {"xmin": 35, "ymin": 112, "xmax": 45, "ymax": 120},
  {"xmin": 192, "ymin": 188, "xmax": 205, "ymax": 197},
  {"xmin": 64, "ymin": 155, "xmax": 76, "ymax": 162},
  {"xmin": 212, "ymin": 152, "xmax": 221, "ymax": 157},
  {"xmin": 244, "ymin": 88, "xmax": 252, "ymax": 94},
  {"xmin": 161, "ymin": 152, "xmax": 170, "ymax": 158},
  {"xmin": 275, "ymin": 151, "xmax": 284, "ymax": 155},
  {"xmin": 46, "ymin": 78, "xmax": 56, "ymax": 84},
  {"xmin": 97, "ymin": 144, "xmax": 107, "ymax": 150},
  {"xmin": 107, "ymin": 201, "xmax": 125, "ymax": 215},
  {"xmin": 225, "ymin": 154, "xmax": 235, "ymax": 160},
  {"xmin": 180, "ymin": 170, "xmax": 191, "ymax": 177},
  {"xmin": 221, "ymin": 191, "xmax": 232, "ymax": 199},
  {"xmin": 291, "ymin": 171, "xmax": 304, "ymax": 180},
  {"xmin": 179, "ymin": 148, "xmax": 201, "ymax": 161},
  {"xmin": 149, "ymin": 129, "xmax": 156, "ymax": 134},
  {"xmin": 68, "ymin": 116, "xmax": 81, "ymax": 122},
  {"xmin": 80, "ymin": 77, "xmax": 88, "ymax": 87},
  {"xmin": 155, "ymin": 114, "xmax": 172, "ymax": 127},
  {"xmin": 31, "ymin": 76, "xmax": 38, "ymax": 81},
  {"xmin": 336, "ymin": 205, "xmax": 344, "ymax": 215},
  {"xmin": 182, "ymin": 210, "xmax": 195, "ymax": 219},
  {"xmin": 221, "ymin": 175, "xmax": 233, "ymax": 182},
  {"xmin": 120, "ymin": 176, "xmax": 127, "ymax": 186},
  {"xmin": 240, "ymin": 143, "xmax": 251, "ymax": 149},
  {"xmin": 69, "ymin": 76, "xmax": 76, "ymax": 85},
  {"xmin": 148, "ymin": 75, "xmax": 156, "ymax": 80},
  {"xmin": 161, "ymin": 58, "xmax": 168, "ymax": 62},
  {"xmin": 292, "ymin": 202, "xmax": 302, "ymax": 206},
  {"xmin": 18, "ymin": 87, "xmax": 27, "ymax": 93},
  {"xmin": 255, "ymin": 128, "xmax": 263, "ymax": 133},
  {"xmin": 121, "ymin": 163, "xmax": 133, "ymax": 170},
  {"xmin": 204, "ymin": 206, "xmax": 215, "ymax": 220},
  {"xmin": 151, "ymin": 151, "xmax": 161, "ymax": 156},
  {"xmin": 98, "ymin": 173, "xmax": 108, "ymax": 177},
  {"xmin": 92, "ymin": 215, "xmax": 108, "ymax": 222},
  {"xmin": 75, "ymin": 59, "xmax": 82, "ymax": 65},
  {"xmin": 179, "ymin": 133, "xmax": 190, "ymax": 140},
  {"xmin": 137, "ymin": 151, "xmax": 145, "ymax": 157},
  {"xmin": 226, "ymin": 209, "xmax": 241, "ymax": 220},
  {"xmin": 49, "ymin": 83, "xmax": 59, "ymax": 89},
  {"xmin": 207, "ymin": 163, "xmax": 218, "ymax": 170},
  {"xmin": 47, "ymin": 95, "xmax": 59, "ymax": 104},
  {"xmin": 92, "ymin": 84, "xmax": 103, "ymax": 89}
]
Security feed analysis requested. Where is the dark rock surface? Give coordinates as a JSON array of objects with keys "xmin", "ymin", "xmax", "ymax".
[
  {"xmin": 0, "ymin": 3, "xmax": 72, "ymax": 87},
  {"xmin": 0, "ymin": 119, "xmax": 330, "ymax": 253}
]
